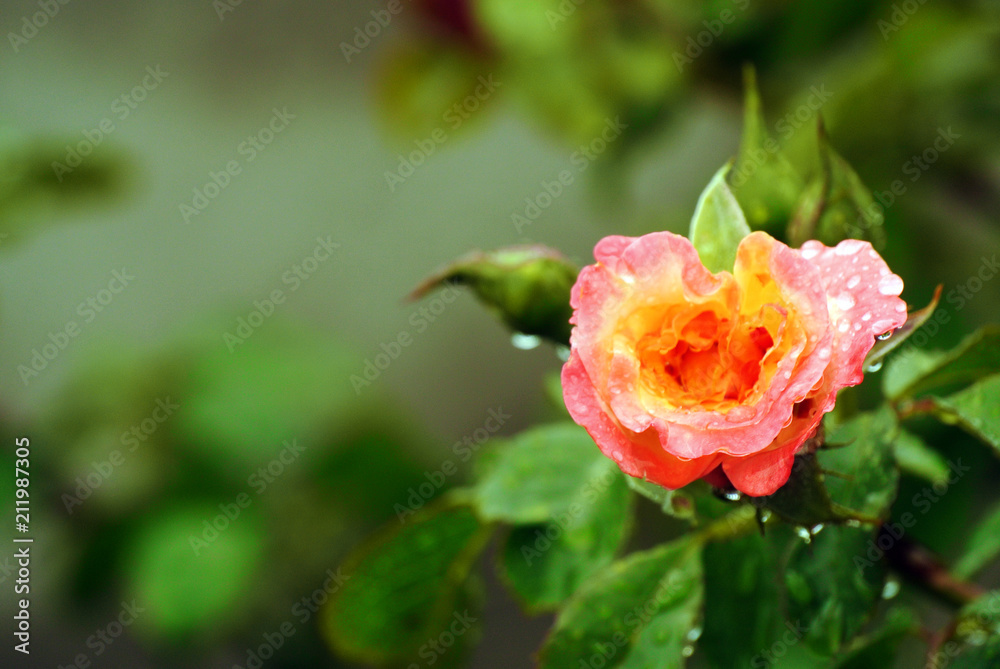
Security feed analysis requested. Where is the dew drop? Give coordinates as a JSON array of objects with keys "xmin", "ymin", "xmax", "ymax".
[
  {"xmin": 846, "ymin": 275, "xmax": 861, "ymax": 289},
  {"xmin": 838, "ymin": 320, "xmax": 850, "ymax": 333},
  {"xmin": 853, "ymin": 322, "xmax": 863, "ymax": 332},
  {"xmin": 809, "ymin": 523, "xmax": 825, "ymax": 536},
  {"xmin": 555, "ymin": 345, "xmax": 570, "ymax": 362},
  {"xmin": 878, "ymin": 274, "xmax": 904, "ymax": 296},
  {"xmin": 865, "ymin": 360, "xmax": 884, "ymax": 373},
  {"xmin": 758, "ymin": 509, "xmax": 773, "ymax": 523},
  {"xmin": 834, "ymin": 240, "xmax": 864, "ymax": 256},
  {"xmin": 725, "ymin": 406, "xmax": 754, "ymax": 423},
  {"xmin": 681, "ymin": 645, "xmax": 695, "ymax": 658},
  {"xmin": 835, "ymin": 293, "xmax": 856, "ymax": 311},
  {"xmin": 723, "ymin": 490, "xmax": 743, "ymax": 502},
  {"xmin": 818, "ymin": 347, "xmax": 831, "ymax": 359},
  {"xmin": 620, "ymin": 273, "xmax": 636, "ymax": 285},
  {"xmin": 782, "ymin": 370, "xmax": 792, "ymax": 380},
  {"xmin": 861, "ymin": 312, "xmax": 872, "ymax": 322},
  {"xmin": 895, "ymin": 302, "xmax": 907, "ymax": 313},
  {"xmin": 845, "ymin": 519, "xmax": 862, "ymax": 528},
  {"xmin": 881, "ymin": 578, "xmax": 900, "ymax": 600},
  {"xmin": 611, "ymin": 450, "xmax": 624, "ymax": 462},
  {"xmin": 686, "ymin": 627, "xmax": 703, "ymax": 642},
  {"xmin": 511, "ymin": 333, "xmax": 542, "ymax": 350},
  {"xmin": 800, "ymin": 247, "xmax": 820, "ymax": 260},
  {"xmin": 874, "ymin": 324, "xmax": 896, "ymax": 339},
  {"xmin": 796, "ymin": 527, "xmax": 813, "ymax": 544}
]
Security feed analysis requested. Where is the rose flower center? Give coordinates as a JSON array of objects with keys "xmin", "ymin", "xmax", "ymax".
[{"xmin": 628, "ymin": 301, "xmax": 786, "ymax": 413}]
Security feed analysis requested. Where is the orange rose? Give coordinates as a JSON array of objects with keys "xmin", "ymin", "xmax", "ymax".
[{"xmin": 561, "ymin": 231, "xmax": 907, "ymax": 496}]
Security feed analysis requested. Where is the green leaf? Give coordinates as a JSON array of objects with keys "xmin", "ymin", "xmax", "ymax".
[
  {"xmin": 822, "ymin": 407, "xmax": 901, "ymax": 522},
  {"xmin": 758, "ymin": 449, "xmax": 844, "ymax": 527},
  {"xmin": 788, "ymin": 119, "xmax": 885, "ymax": 248},
  {"xmin": 174, "ymin": 322, "xmax": 360, "ymax": 471},
  {"xmin": 945, "ymin": 637, "xmax": 1000, "ymax": 669},
  {"xmin": 0, "ymin": 135, "xmax": 125, "ymax": 246},
  {"xmin": 499, "ymin": 471, "xmax": 632, "ymax": 612},
  {"xmin": 689, "ymin": 163, "xmax": 752, "ymax": 274},
  {"xmin": 784, "ymin": 525, "xmax": 886, "ymax": 656},
  {"xmin": 375, "ymin": 41, "xmax": 496, "ymax": 140},
  {"xmin": 863, "ymin": 286, "xmax": 941, "ymax": 371},
  {"xmin": 933, "ymin": 373, "xmax": 1000, "ymax": 452},
  {"xmin": 954, "ymin": 501, "xmax": 1000, "ymax": 579},
  {"xmin": 956, "ymin": 590, "xmax": 1000, "ymax": 635},
  {"xmin": 320, "ymin": 500, "xmax": 491, "ymax": 667},
  {"xmin": 700, "ymin": 526, "xmax": 798, "ymax": 669},
  {"xmin": 539, "ymin": 537, "xmax": 704, "ymax": 669},
  {"xmin": 625, "ymin": 476, "xmax": 697, "ymax": 521},
  {"xmin": 893, "ymin": 429, "xmax": 951, "ymax": 486},
  {"xmin": 729, "ymin": 66, "xmax": 805, "ymax": 234},
  {"xmin": 931, "ymin": 593, "xmax": 1000, "ymax": 668},
  {"xmin": 411, "ymin": 245, "xmax": 578, "ymax": 346},
  {"xmin": 474, "ymin": 422, "xmax": 621, "ymax": 524},
  {"xmin": 127, "ymin": 505, "xmax": 263, "ymax": 638},
  {"xmin": 884, "ymin": 326, "xmax": 1000, "ymax": 400},
  {"xmin": 831, "ymin": 608, "xmax": 918, "ymax": 668}
]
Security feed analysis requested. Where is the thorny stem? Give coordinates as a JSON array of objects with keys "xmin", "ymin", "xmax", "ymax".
[
  {"xmin": 881, "ymin": 527, "xmax": 984, "ymax": 608},
  {"xmin": 895, "ymin": 397, "xmax": 938, "ymax": 421}
]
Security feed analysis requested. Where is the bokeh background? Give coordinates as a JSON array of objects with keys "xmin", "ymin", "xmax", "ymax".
[{"xmin": 1, "ymin": 1, "xmax": 999, "ymax": 667}]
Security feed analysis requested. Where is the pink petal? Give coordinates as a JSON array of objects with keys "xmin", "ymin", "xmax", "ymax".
[{"xmin": 561, "ymin": 351, "xmax": 720, "ymax": 489}]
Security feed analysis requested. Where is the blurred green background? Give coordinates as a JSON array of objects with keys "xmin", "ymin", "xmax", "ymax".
[{"xmin": 1, "ymin": 0, "xmax": 999, "ymax": 667}]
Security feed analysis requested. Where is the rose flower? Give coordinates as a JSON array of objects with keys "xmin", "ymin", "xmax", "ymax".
[{"xmin": 561, "ymin": 231, "xmax": 907, "ymax": 496}]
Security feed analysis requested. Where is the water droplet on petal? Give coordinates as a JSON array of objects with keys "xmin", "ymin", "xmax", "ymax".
[
  {"xmin": 878, "ymin": 274, "xmax": 904, "ymax": 296},
  {"xmin": 846, "ymin": 275, "xmax": 861, "ymax": 289},
  {"xmin": 881, "ymin": 579, "xmax": 900, "ymax": 600},
  {"xmin": 834, "ymin": 240, "xmax": 865, "ymax": 256},
  {"xmin": 725, "ymin": 406, "xmax": 754, "ymax": 423},
  {"xmin": 611, "ymin": 450, "xmax": 624, "ymax": 462},
  {"xmin": 838, "ymin": 320, "xmax": 850, "ymax": 333},
  {"xmin": 818, "ymin": 347, "xmax": 831, "ymax": 359},
  {"xmin": 835, "ymin": 293, "xmax": 856, "ymax": 310},
  {"xmin": 723, "ymin": 490, "xmax": 743, "ymax": 502},
  {"xmin": 861, "ymin": 312, "xmax": 872, "ymax": 322},
  {"xmin": 620, "ymin": 273, "xmax": 636, "ymax": 285},
  {"xmin": 853, "ymin": 322, "xmax": 862, "ymax": 332},
  {"xmin": 511, "ymin": 333, "xmax": 542, "ymax": 350},
  {"xmin": 895, "ymin": 302, "xmax": 907, "ymax": 313},
  {"xmin": 800, "ymin": 247, "xmax": 819, "ymax": 260},
  {"xmin": 782, "ymin": 370, "xmax": 792, "ymax": 380},
  {"xmin": 874, "ymin": 320, "xmax": 896, "ymax": 337}
]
